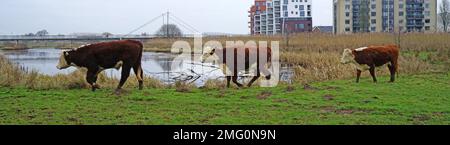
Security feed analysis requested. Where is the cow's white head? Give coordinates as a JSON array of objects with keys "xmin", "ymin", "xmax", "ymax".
[
  {"xmin": 56, "ymin": 50, "xmax": 72, "ymax": 70},
  {"xmin": 340, "ymin": 48, "xmax": 355, "ymax": 64},
  {"xmin": 201, "ymin": 46, "xmax": 217, "ymax": 63}
]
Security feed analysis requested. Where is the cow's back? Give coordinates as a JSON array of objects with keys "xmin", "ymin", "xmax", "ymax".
[
  {"xmin": 354, "ymin": 45, "xmax": 398, "ymax": 66},
  {"xmin": 76, "ymin": 40, "xmax": 143, "ymax": 68}
]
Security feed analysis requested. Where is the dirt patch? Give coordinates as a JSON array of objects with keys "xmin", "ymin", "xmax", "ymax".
[
  {"xmin": 411, "ymin": 114, "xmax": 431, "ymax": 123},
  {"xmin": 256, "ymin": 91, "xmax": 272, "ymax": 100},
  {"xmin": 323, "ymin": 94, "xmax": 335, "ymax": 101},
  {"xmin": 317, "ymin": 106, "xmax": 336, "ymax": 113},
  {"xmin": 285, "ymin": 85, "xmax": 295, "ymax": 92},
  {"xmin": 323, "ymin": 86, "xmax": 340, "ymax": 90},
  {"xmin": 303, "ymin": 84, "xmax": 320, "ymax": 91},
  {"xmin": 335, "ymin": 109, "xmax": 354, "ymax": 115},
  {"xmin": 316, "ymin": 106, "xmax": 371, "ymax": 115}
]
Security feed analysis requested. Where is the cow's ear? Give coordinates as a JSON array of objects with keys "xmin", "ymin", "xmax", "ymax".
[
  {"xmin": 64, "ymin": 51, "xmax": 69, "ymax": 56},
  {"xmin": 210, "ymin": 48, "xmax": 215, "ymax": 54}
]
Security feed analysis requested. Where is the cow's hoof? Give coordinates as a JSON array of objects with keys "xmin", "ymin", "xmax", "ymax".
[{"xmin": 265, "ymin": 75, "xmax": 271, "ymax": 80}]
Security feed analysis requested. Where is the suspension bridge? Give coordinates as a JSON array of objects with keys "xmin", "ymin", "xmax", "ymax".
[{"xmin": 0, "ymin": 11, "xmax": 200, "ymax": 42}]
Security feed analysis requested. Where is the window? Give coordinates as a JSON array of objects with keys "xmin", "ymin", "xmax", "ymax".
[
  {"xmin": 300, "ymin": 11, "xmax": 305, "ymax": 17},
  {"xmin": 346, "ymin": 12, "xmax": 350, "ymax": 17},
  {"xmin": 371, "ymin": 19, "xmax": 376, "ymax": 24},
  {"xmin": 425, "ymin": 19, "xmax": 430, "ymax": 23},
  {"xmin": 345, "ymin": 20, "xmax": 350, "ymax": 24},
  {"xmin": 371, "ymin": 12, "xmax": 376, "ymax": 16},
  {"xmin": 345, "ymin": 27, "xmax": 350, "ymax": 32},
  {"xmin": 296, "ymin": 24, "xmax": 305, "ymax": 29},
  {"xmin": 399, "ymin": 12, "xmax": 404, "ymax": 16},
  {"xmin": 299, "ymin": 5, "xmax": 304, "ymax": 11}
]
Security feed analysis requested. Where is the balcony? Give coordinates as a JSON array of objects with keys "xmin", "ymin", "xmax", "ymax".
[
  {"xmin": 406, "ymin": 14, "xmax": 424, "ymax": 19},
  {"xmin": 406, "ymin": 7, "xmax": 424, "ymax": 11}
]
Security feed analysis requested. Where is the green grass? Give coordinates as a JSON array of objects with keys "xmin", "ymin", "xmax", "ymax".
[{"xmin": 0, "ymin": 73, "xmax": 449, "ymax": 125}]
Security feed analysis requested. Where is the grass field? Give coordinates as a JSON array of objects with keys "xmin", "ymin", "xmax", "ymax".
[{"xmin": 1, "ymin": 73, "xmax": 448, "ymax": 125}]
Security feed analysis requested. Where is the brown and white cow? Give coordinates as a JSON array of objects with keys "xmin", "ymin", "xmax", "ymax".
[
  {"xmin": 56, "ymin": 40, "xmax": 144, "ymax": 93},
  {"xmin": 201, "ymin": 46, "xmax": 272, "ymax": 88},
  {"xmin": 341, "ymin": 44, "xmax": 399, "ymax": 83}
]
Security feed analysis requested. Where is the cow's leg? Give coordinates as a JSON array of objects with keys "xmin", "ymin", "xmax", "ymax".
[
  {"xmin": 226, "ymin": 76, "xmax": 231, "ymax": 88},
  {"xmin": 369, "ymin": 66, "xmax": 377, "ymax": 83},
  {"xmin": 261, "ymin": 63, "xmax": 271, "ymax": 80},
  {"xmin": 388, "ymin": 63, "xmax": 396, "ymax": 82},
  {"xmin": 356, "ymin": 69, "xmax": 362, "ymax": 83},
  {"xmin": 247, "ymin": 71, "xmax": 261, "ymax": 87},
  {"xmin": 232, "ymin": 76, "xmax": 243, "ymax": 88},
  {"xmin": 116, "ymin": 64, "xmax": 132, "ymax": 94},
  {"xmin": 133, "ymin": 64, "xmax": 144, "ymax": 90},
  {"xmin": 86, "ymin": 69, "xmax": 98, "ymax": 92}
]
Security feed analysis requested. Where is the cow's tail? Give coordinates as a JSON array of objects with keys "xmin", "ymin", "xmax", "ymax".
[
  {"xmin": 136, "ymin": 41, "xmax": 144, "ymax": 81},
  {"xmin": 394, "ymin": 46, "xmax": 400, "ymax": 78}
]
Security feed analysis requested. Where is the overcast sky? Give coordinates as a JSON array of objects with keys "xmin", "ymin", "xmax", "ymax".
[{"xmin": 0, "ymin": 0, "xmax": 442, "ymax": 35}]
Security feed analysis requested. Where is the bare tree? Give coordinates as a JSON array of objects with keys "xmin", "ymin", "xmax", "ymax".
[
  {"xmin": 35, "ymin": 29, "xmax": 48, "ymax": 36},
  {"xmin": 440, "ymin": 0, "xmax": 450, "ymax": 32},
  {"xmin": 102, "ymin": 32, "xmax": 113, "ymax": 38},
  {"xmin": 155, "ymin": 24, "xmax": 183, "ymax": 37}
]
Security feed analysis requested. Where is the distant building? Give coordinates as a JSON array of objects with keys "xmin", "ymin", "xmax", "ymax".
[
  {"xmin": 333, "ymin": 0, "xmax": 437, "ymax": 34},
  {"xmin": 249, "ymin": 0, "xmax": 313, "ymax": 35},
  {"xmin": 312, "ymin": 26, "xmax": 333, "ymax": 33}
]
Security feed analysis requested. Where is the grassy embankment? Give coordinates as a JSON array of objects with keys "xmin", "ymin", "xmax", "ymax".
[{"xmin": 0, "ymin": 73, "xmax": 448, "ymax": 125}]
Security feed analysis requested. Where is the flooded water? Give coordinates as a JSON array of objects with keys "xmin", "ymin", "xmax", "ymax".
[{"xmin": 0, "ymin": 48, "xmax": 293, "ymax": 86}]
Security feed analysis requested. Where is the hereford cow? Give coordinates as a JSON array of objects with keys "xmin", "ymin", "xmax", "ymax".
[
  {"xmin": 56, "ymin": 40, "xmax": 144, "ymax": 93},
  {"xmin": 201, "ymin": 46, "xmax": 272, "ymax": 88},
  {"xmin": 340, "ymin": 44, "xmax": 399, "ymax": 83}
]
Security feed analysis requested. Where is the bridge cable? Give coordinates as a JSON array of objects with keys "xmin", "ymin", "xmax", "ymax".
[
  {"xmin": 126, "ymin": 13, "xmax": 165, "ymax": 35},
  {"xmin": 169, "ymin": 17, "xmax": 198, "ymax": 34},
  {"xmin": 170, "ymin": 13, "xmax": 200, "ymax": 33}
]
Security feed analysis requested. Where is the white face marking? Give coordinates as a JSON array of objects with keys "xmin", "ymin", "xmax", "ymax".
[
  {"xmin": 56, "ymin": 51, "xmax": 70, "ymax": 70},
  {"xmin": 355, "ymin": 47, "xmax": 368, "ymax": 52},
  {"xmin": 340, "ymin": 49, "xmax": 355, "ymax": 64},
  {"xmin": 201, "ymin": 46, "xmax": 216, "ymax": 63}
]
